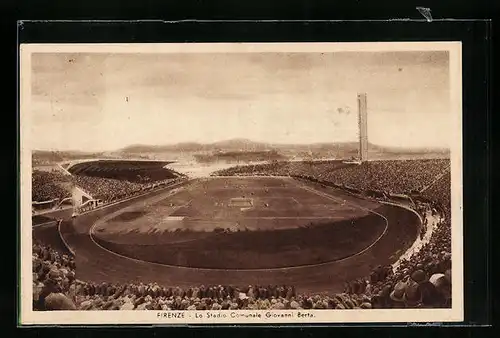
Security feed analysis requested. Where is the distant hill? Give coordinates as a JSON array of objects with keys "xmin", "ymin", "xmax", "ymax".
[
  {"xmin": 120, "ymin": 139, "xmax": 272, "ymax": 153},
  {"xmin": 194, "ymin": 150, "xmax": 287, "ymax": 164},
  {"xmin": 35, "ymin": 139, "xmax": 449, "ymax": 164},
  {"xmin": 120, "ymin": 142, "xmax": 207, "ymax": 153},
  {"xmin": 119, "ymin": 139, "xmax": 348, "ymax": 154},
  {"xmin": 118, "ymin": 139, "xmax": 449, "ymax": 158}
]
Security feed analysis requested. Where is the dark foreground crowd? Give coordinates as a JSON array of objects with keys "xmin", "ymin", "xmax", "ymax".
[
  {"xmin": 33, "ymin": 207, "xmax": 451, "ymax": 310},
  {"xmin": 33, "ymin": 224, "xmax": 451, "ymax": 310}
]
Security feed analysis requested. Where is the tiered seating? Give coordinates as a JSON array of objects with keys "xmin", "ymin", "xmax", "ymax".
[
  {"xmin": 215, "ymin": 159, "xmax": 450, "ymax": 195},
  {"xmin": 32, "ymin": 170, "xmax": 71, "ymax": 202},
  {"xmin": 32, "ymin": 159, "xmax": 452, "ymax": 310},
  {"xmin": 72, "ymin": 175, "xmax": 176, "ymax": 202}
]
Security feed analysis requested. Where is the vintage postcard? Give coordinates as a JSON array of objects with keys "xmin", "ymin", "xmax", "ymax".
[{"xmin": 19, "ymin": 42, "xmax": 463, "ymax": 325}]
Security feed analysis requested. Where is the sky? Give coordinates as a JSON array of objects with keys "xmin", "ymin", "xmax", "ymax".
[{"xmin": 30, "ymin": 50, "xmax": 451, "ymax": 152}]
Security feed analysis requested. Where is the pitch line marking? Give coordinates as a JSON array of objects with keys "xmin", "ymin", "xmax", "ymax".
[
  {"xmin": 287, "ymin": 177, "xmax": 390, "ymax": 254},
  {"xmin": 293, "ymin": 178, "xmax": 424, "ymax": 267},
  {"xmin": 32, "ymin": 220, "xmax": 58, "ymax": 228},
  {"xmin": 58, "ymin": 220, "xmax": 75, "ymax": 256},
  {"xmin": 85, "ymin": 177, "xmax": 400, "ymax": 272}
]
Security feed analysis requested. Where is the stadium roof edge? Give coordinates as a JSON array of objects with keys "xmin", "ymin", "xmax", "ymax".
[{"xmin": 64, "ymin": 158, "xmax": 176, "ymax": 172}]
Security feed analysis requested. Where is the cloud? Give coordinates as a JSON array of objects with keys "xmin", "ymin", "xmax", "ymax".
[{"xmin": 29, "ymin": 51, "xmax": 452, "ymax": 150}]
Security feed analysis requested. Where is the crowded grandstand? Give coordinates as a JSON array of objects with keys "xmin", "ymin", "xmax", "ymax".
[
  {"xmin": 31, "ymin": 158, "xmax": 452, "ymax": 311},
  {"xmin": 32, "ymin": 170, "xmax": 71, "ymax": 202},
  {"xmin": 32, "ymin": 160, "xmax": 185, "ymax": 210}
]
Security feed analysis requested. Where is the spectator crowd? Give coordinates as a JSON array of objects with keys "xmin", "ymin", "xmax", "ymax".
[
  {"xmin": 215, "ymin": 159, "xmax": 450, "ymax": 195},
  {"xmin": 33, "ymin": 166, "xmax": 183, "ymax": 205},
  {"xmin": 422, "ymin": 170, "xmax": 452, "ymax": 221},
  {"xmin": 32, "ymin": 170, "xmax": 72, "ymax": 202},
  {"xmin": 214, "ymin": 160, "xmax": 351, "ymax": 178},
  {"xmin": 71, "ymin": 175, "xmax": 178, "ymax": 203},
  {"xmin": 343, "ymin": 205, "xmax": 451, "ymax": 309},
  {"xmin": 32, "ymin": 173, "xmax": 179, "ymax": 206},
  {"xmin": 33, "ymin": 159, "xmax": 452, "ymax": 311},
  {"xmin": 33, "ymin": 209, "xmax": 451, "ymax": 311}
]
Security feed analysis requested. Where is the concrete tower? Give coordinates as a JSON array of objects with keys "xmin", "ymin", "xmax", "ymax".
[{"xmin": 357, "ymin": 93, "xmax": 368, "ymax": 162}]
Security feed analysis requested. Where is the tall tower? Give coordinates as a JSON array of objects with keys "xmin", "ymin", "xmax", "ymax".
[{"xmin": 357, "ymin": 93, "xmax": 368, "ymax": 162}]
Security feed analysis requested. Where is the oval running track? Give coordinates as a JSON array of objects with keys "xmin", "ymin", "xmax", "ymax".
[{"xmin": 52, "ymin": 178, "xmax": 419, "ymax": 294}]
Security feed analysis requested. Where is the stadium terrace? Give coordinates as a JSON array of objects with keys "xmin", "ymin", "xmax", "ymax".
[{"xmin": 31, "ymin": 157, "xmax": 452, "ymax": 311}]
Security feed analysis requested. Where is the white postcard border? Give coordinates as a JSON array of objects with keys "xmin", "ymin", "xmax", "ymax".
[{"xmin": 19, "ymin": 42, "xmax": 463, "ymax": 325}]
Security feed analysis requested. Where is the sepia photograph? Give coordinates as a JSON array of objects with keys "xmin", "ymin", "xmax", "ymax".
[{"xmin": 20, "ymin": 42, "xmax": 463, "ymax": 324}]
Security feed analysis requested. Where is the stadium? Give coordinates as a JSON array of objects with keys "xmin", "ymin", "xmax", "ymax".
[{"xmin": 31, "ymin": 93, "xmax": 453, "ymax": 312}]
